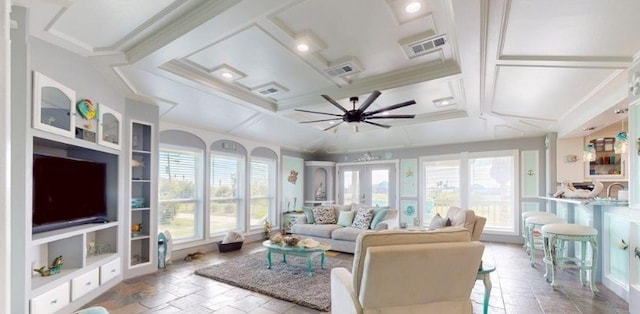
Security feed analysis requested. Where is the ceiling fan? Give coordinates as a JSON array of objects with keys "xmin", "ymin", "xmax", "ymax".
[{"xmin": 295, "ymin": 90, "xmax": 416, "ymax": 132}]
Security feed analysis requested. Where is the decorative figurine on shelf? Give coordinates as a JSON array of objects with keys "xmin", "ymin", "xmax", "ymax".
[
  {"xmin": 34, "ymin": 255, "xmax": 63, "ymax": 277},
  {"xmin": 315, "ymin": 182, "xmax": 326, "ymax": 201},
  {"xmin": 264, "ymin": 220, "xmax": 272, "ymax": 239},
  {"xmin": 553, "ymin": 179, "xmax": 604, "ymax": 198},
  {"xmin": 131, "ymin": 223, "xmax": 142, "ymax": 236}
]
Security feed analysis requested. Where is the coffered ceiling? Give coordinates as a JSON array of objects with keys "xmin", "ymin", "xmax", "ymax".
[{"xmin": 14, "ymin": 0, "xmax": 640, "ymax": 153}]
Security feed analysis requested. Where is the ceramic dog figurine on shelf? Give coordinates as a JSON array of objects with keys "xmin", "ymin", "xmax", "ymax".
[
  {"xmin": 34, "ymin": 255, "xmax": 63, "ymax": 277},
  {"xmin": 553, "ymin": 180, "xmax": 603, "ymax": 198}
]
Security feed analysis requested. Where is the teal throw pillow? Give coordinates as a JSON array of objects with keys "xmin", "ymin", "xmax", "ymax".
[
  {"xmin": 370, "ymin": 208, "xmax": 390, "ymax": 229},
  {"xmin": 337, "ymin": 210, "xmax": 356, "ymax": 227},
  {"xmin": 302, "ymin": 206, "xmax": 314, "ymax": 224}
]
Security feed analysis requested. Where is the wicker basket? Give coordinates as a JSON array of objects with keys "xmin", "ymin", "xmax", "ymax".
[{"xmin": 216, "ymin": 241, "xmax": 243, "ymax": 253}]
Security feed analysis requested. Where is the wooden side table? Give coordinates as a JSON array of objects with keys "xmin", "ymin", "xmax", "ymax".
[{"xmin": 476, "ymin": 263, "xmax": 496, "ymax": 314}]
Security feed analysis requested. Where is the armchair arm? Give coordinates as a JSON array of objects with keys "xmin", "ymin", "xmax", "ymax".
[{"xmin": 331, "ymin": 268, "xmax": 361, "ymax": 314}]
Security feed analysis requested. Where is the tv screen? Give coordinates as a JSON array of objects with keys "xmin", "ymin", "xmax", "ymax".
[{"xmin": 32, "ymin": 154, "xmax": 107, "ymax": 233}]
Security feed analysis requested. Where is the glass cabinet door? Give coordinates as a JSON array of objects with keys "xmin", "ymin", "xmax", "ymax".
[
  {"xmin": 32, "ymin": 72, "xmax": 76, "ymax": 137},
  {"xmin": 98, "ymin": 103, "xmax": 122, "ymax": 150}
]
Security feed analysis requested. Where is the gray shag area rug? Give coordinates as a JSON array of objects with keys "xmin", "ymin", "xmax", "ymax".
[{"xmin": 195, "ymin": 251, "xmax": 352, "ymax": 311}]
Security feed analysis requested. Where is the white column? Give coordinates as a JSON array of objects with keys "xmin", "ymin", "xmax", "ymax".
[{"xmin": 0, "ymin": 0, "xmax": 11, "ymax": 313}]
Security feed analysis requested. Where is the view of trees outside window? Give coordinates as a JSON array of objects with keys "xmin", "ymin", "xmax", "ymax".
[
  {"xmin": 158, "ymin": 149, "xmax": 202, "ymax": 241},
  {"xmin": 249, "ymin": 159, "xmax": 275, "ymax": 228},
  {"xmin": 423, "ymin": 159, "xmax": 461, "ymax": 219},
  {"xmin": 210, "ymin": 154, "xmax": 243, "ymax": 234},
  {"xmin": 371, "ymin": 169, "xmax": 389, "ymax": 207}
]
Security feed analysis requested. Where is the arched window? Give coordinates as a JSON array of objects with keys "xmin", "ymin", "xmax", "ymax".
[{"xmin": 158, "ymin": 130, "xmax": 205, "ymax": 242}]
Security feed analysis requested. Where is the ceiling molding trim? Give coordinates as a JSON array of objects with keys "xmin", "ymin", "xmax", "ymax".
[
  {"xmin": 261, "ymin": 17, "xmax": 346, "ymax": 87},
  {"xmin": 94, "ymin": 0, "xmax": 191, "ymax": 53},
  {"xmin": 478, "ymin": 0, "xmax": 491, "ymax": 116},
  {"xmin": 276, "ymin": 60, "xmax": 462, "ymax": 110},
  {"xmin": 497, "ymin": 56, "xmax": 632, "ymax": 69},
  {"xmin": 125, "ymin": 0, "xmax": 241, "ymax": 64},
  {"xmin": 226, "ymin": 112, "xmax": 264, "ymax": 135},
  {"xmin": 160, "ymin": 59, "xmax": 278, "ymax": 112}
]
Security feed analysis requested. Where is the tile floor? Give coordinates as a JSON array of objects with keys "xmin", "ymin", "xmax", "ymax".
[{"xmin": 85, "ymin": 241, "xmax": 630, "ymax": 313}]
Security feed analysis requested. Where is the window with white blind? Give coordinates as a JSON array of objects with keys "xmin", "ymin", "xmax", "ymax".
[
  {"xmin": 422, "ymin": 150, "xmax": 518, "ymax": 235},
  {"xmin": 249, "ymin": 157, "xmax": 276, "ymax": 229},
  {"xmin": 158, "ymin": 146, "xmax": 203, "ymax": 242},
  {"xmin": 210, "ymin": 153, "xmax": 245, "ymax": 234}
]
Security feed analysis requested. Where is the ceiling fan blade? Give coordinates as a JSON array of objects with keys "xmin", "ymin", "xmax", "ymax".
[
  {"xmin": 357, "ymin": 90, "xmax": 381, "ymax": 112},
  {"xmin": 294, "ymin": 108, "xmax": 343, "ymax": 117},
  {"xmin": 366, "ymin": 114, "xmax": 416, "ymax": 119},
  {"xmin": 299, "ymin": 118, "xmax": 343, "ymax": 124},
  {"xmin": 364, "ymin": 100, "xmax": 416, "ymax": 116},
  {"xmin": 321, "ymin": 95, "xmax": 348, "ymax": 113},
  {"xmin": 364, "ymin": 121, "xmax": 391, "ymax": 129},
  {"xmin": 323, "ymin": 121, "xmax": 343, "ymax": 131}
]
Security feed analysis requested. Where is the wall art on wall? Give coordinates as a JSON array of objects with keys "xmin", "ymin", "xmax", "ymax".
[
  {"xmin": 400, "ymin": 200, "xmax": 418, "ymax": 227},
  {"xmin": 282, "ymin": 156, "xmax": 304, "ymax": 212},
  {"xmin": 400, "ymin": 159, "xmax": 418, "ymax": 197}
]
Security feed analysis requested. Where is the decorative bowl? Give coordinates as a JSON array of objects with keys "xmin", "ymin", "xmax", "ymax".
[{"xmin": 284, "ymin": 235, "xmax": 300, "ymax": 246}]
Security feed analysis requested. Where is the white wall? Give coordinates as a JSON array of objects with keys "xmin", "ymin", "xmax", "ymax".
[{"xmin": 0, "ymin": 1, "xmax": 10, "ymax": 312}]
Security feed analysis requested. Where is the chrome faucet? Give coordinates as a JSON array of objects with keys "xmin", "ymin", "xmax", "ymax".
[{"xmin": 606, "ymin": 182, "xmax": 626, "ymax": 199}]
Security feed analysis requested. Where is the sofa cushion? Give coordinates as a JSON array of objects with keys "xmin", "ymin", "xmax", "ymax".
[
  {"xmin": 370, "ymin": 208, "xmax": 390, "ymax": 229},
  {"xmin": 337, "ymin": 210, "xmax": 356, "ymax": 227},
  {"xmin": 429, "ymin": 213, "xmax": 448, "ymax": 229},
  {"xmin": 352, "ymin": 208, "xmax": 375, "ymax": 229},
  {"xmin": 313, "ymin": 205, "xmax": 337, "ymax": 224},
  {"xmin": 302, "ymin": 206, "xmax": 314, "ymax": 224},
  {"xmin": 291, "ymin": 223, "xmax": 343, "ymax": 238},
  {"xmin": 332, "ymin": 226, "xmax": 368, "ymax": 241}
]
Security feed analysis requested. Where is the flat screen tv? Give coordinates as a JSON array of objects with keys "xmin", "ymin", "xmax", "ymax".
[{"xmin": 32, "ymin": 154, "xmax": 107, "ymax": 234}]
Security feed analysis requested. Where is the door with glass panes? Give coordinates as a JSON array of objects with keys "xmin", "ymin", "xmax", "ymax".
[{"xmin": 337, "ymin": 163, "xmax": 396, "ymax": 207}]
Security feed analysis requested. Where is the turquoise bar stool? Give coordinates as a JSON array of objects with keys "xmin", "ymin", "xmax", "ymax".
[
  {"xmin": 541, "ymin": 223, "xmax": 599, "ymax": 293},
  {"xmin": 525, "ymin": 215, "xmax": 564, "ymax": 265},
  {"xmin": 521, "ymin": 211, "xmax": 556, "ymax": 253}
]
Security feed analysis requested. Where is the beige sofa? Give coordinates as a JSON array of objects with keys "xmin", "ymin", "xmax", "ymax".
[
  {"xmin": 331, "ymin": 228, "xmax": 484, "ymax": 313},
  {"xmin": 290, "ymin": 204, "xmax": 399, "ymax": 253}
]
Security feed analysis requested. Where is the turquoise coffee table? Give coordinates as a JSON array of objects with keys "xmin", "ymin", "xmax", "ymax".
[{"xmin": 262, "ymin": 240, "xmax": 330, "ymax": 277}]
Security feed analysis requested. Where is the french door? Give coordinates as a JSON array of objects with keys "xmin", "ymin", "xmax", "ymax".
[{"xmin": 337, "ymin": 162, "xmax": 397, "ymax": 207}]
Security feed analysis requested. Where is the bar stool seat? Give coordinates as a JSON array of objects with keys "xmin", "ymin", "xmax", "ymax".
[
  {"xmin": 525, "ymin": 215, "xmax": 564, "ymax": 265},
  {"xmin": 541, "ymin": 223, "xmax": 598, "ymax": 293},
  {"xmin": 521, "ymin": 212, "xmax": 556, "ymax": 252}
]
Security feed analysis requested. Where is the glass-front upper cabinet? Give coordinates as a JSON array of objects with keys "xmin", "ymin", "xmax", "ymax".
[
  {"xmin": 585, "ymin": 137, "xmax": 625, "ymax": 180},
  {"xmin": 98, "ymin": 103, "xmax": 122, "ymax": 150},
  {"xmin": 32, "ymin": 72, "xmax": 76, "ymax": 137}
]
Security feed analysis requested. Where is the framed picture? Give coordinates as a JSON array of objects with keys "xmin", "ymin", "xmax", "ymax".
[
  {"xmin": 400, "ymin": 200, "xmax": 418, "ymax": 227},
  {"xmin": 400, "ymin": 159, "xmax": 418, "ymax": 197}
]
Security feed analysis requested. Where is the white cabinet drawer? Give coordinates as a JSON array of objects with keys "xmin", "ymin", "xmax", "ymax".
[
  {"xmin": 71, "ymin": 268, "xmax": 99, "ymax": 301},
  {"xmin": 100, "ymin": 257, "xmax": 121, "ymax": 284},
  {"xmin": 31, "ymin": 281, "xmax": 70, "ymax": 314}
]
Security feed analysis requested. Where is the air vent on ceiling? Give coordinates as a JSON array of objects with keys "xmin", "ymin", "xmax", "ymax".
[
  {"xmin": 252, "ymin": 82, "xmax": 288, "ymax": 97},
  {"xmin": 324, "ymin": 57, "xmax": 363, "ymax": 77},
  {"xmin": 400, "ymin": 33, "xmax": 447, "ymax": 59}
]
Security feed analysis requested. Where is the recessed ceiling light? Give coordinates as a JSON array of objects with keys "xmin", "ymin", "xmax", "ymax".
[
  {"xmin": 382, "ymin": 111, "xmax": 390, "ymax": 115},
  {"xmin": 405, "ymin": 1, "xmax": 422, "ymax": 13},
  {"xmin": 433, "ymin": 97, "xmax": 455, "ymax": 107},
  {"xmin": 296, "ymin": 43, "xmax": 309, "ymax": 52},
  {"xmin": 328, "ymin": 121, "xmax": 335, "ymax": 125},
  {"xmin": 221, "ymin": 72, "xmax": 234, "ymax": 80}
]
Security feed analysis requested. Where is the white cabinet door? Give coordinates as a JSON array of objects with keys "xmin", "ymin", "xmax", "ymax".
[
  {"xmin": 97, "ymin": 103, "xmax": 121, "ymax": 150},
  {"xmin": 32, "ymin": 72, "xmax": 77, "ymax": 137},
  {"xmin": 630, "ymin": 221, "xmax": 640, "ymax": 313}
]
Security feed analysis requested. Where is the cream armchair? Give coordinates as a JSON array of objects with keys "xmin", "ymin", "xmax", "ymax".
[
  {"xmin": 445, "ymin": 206, "xmax": 486, "ymax": 241},
  {"xmin": 331, "ymin": 229, "xmax": 484, "ymax": 314}
]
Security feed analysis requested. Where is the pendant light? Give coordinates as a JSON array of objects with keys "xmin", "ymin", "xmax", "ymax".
[
  {"xmin": 614, "ymin": 109, "xmax": 628, "ymax": 154},
  {"xmin": 583, "ymin": 127, "xmax": 596, "ymax": 162}
]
